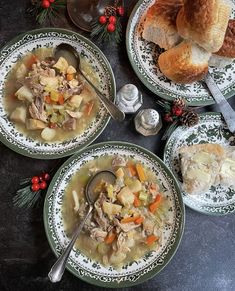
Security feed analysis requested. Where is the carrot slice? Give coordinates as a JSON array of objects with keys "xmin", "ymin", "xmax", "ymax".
[
  {"xmin": 26, "ymin": 54, "xmax": 38, "ymax": 68},
  {"xmin": 45, "ymin": 95, "xmax": 52, "ymax": 104},
  {"xmin": 58, "ymin": 94, "xmax": 64, "ymax": 105},
  {"xmin": 105, "ymin": 232, "xmax": 116, "ymax": 244},
  {"xmin": 85, "ymin": 101, "xmax": 94, "ymax": 116},
  {"xmin": 146, "ymin": 235, "xmax": 158, "ymax": 246},
  {"xmin": 127, "ymin": 163, "xmax": 137, "ymax": 177},
  {"xmin": 136, "ymin": 163, "xmax": 146, "ymax": 182},
  {"xmin": 121, "ymin": 216, "xmax": 139, "ymax": 223},
  {"xmin": 149, "ymin": 194, "xmax": 162, "ymax": 213},
  {"xmin": 134, "ymin": 195, "xmax": 141, "ymax": 207},
  {"xmin": 66, "ymin": 74, "xmax": 74, "ymax": 81},
  {"xmin": 135, "ymin": 217, "xmax": 144, "ymax": 225}
]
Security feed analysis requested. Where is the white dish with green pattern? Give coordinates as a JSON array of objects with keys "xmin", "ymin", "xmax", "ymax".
[
  {"xmin": 44, "ymin": 142, "xmax": 185, "ymax": 287},
  {"xmin": 164, "ymin": 113, "xmax": 235, "ymax": 215},
  {"xmin": 0, "ymin": 28, "xmax": 115, "ymax": 159},
  {"xmin": 126, "ymin": 0, "xmax": 235, "ymax": 106}
]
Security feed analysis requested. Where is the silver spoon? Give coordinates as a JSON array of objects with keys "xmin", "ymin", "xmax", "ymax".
[
  {"xmin": 48, "ymin": 170, "xmax": 116, "ymax": 283},
  {"xmin": 54, "ymin": 43, "xmax": 125, "ymax": 122}
]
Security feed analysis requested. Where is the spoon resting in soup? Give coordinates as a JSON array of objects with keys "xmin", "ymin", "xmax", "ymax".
[{"xmin": 62, "ymin": 155, "xmax": 171, "ymax": 269}]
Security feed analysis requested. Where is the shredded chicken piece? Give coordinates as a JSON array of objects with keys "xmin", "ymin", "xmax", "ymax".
[
  {"xmin": 90, "ymin": 228, "xmax": 107, "ymax": 242},
  {"xmin": 28, "ymin": 100, "xmax": 47, "ymax": 123},
  {"xmin": 112, "ymin": 156, "xmax": 127, "ymax": 167},
  {"xmin": 63, "ymin": 117, "xmax": 76, "ymax": 131},
  {"xmin": 113, "ymin": 218, "xmax": 139, "ymax": 232},
  {"xmin": 116, "ymin": 232, "xmax": 130, "ymax": 253}
]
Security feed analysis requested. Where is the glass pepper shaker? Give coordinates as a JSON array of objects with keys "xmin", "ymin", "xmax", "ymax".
[{"xmin": 134, "ymin": 109, "xmax": 162, "ymax": 136}]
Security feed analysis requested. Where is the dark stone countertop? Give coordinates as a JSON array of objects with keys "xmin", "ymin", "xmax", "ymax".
[{"xmin": 0, "ymin": 1, "xmax": 235, "ymax": 291}]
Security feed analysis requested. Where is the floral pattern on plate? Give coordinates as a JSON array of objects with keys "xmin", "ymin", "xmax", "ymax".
[
  {"xmin": 0, "ymin": 28, "xmax": 115, "ymax": 159},
  {"xmin": 44, "ymin": 142, "xmax": 185, "ymax": 287},
  {"xmin": 164, "ymin": 113, "xmax": 235, "ymax": 215},
  {"xmin": 126, "ymin": 0, "xmax": 235, "ymax": 106}
]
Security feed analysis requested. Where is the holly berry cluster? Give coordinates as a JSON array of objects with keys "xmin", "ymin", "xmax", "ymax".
[
  {"xmin": 41, "ymin": 0, "xmax": 55, "ymax": 9},
  {"xmin": 31, "ymin": 172, "xmax": 50, "ymax": 192},
  {"xmin": 98, "ymin": 6, "xmax": 124, "ymax": 33},
  {"xmin": 164, "ymin": 101, "xmax": 185, "ymax": 123}
]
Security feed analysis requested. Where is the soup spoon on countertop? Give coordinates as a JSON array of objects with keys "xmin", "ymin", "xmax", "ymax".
[
  {"xmin": 54, "ymin": 43, "xmax": 125, "ymax": 122},
  {"xmin": 48, "ymin": 170, "xmax": 116, "ymax": 283}
]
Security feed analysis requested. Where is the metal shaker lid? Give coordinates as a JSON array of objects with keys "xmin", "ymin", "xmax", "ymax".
[
  {"xmin": 116, "ymin": 84, "xmax": 143, "ymax": 113},
  {"xmin": 134, "ymin": 109, "xmax": 162, "ymax": 136}
]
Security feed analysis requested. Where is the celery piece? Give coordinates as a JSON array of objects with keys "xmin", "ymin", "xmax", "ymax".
[
  {"xmin": 50, "ymin": 113, "xmax": 58, "ymax": 123},
  {"xmin": 139, "ymin": 191, "xmax": 148, "ymax": 202},
  {"xmin": 107, "ymin": 184, "xmax": 114, "ymax": 199},
  {"xmin": 50, "ymin": 90, "xmax": 59, "ymax": 102}
]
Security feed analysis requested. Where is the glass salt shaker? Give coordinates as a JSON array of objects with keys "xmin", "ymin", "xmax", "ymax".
[
  {"xmin": 116, "ymin": 84, "xmax": 143, "ymax": 113},
  {"xmin": 134, "ymin": 109, "xmax": 162, "ymax": 136}
]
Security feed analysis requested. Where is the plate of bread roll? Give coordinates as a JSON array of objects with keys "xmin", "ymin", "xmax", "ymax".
[
  {"xmin": 126, "ymin": 0, "xmax": 235, "ymax": 106},
  {"xmin": 164, "ymin": 112, "xmax": 235, "ymax": 215}
]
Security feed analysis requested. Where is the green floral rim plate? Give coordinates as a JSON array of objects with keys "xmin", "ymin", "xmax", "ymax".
[
  {"xmin": 164, "ymin": 113, "xmax": 235, "ymax": 215},
  {"xmin": 0, "ymin": 28, "xmax": 116, "ymax": 159},
  {"xmin": 43, "ymin": 141, "xmax": 185, "ymax": 288},
  {"xmin": 126, "ymin": 0, "xmax": 235, "ymax": 106}
]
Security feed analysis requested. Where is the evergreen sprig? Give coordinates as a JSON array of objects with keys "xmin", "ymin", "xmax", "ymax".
[
  {"xmin": 91, "ymin": 17, "xmax": 122, "ymax": 44},
  {"xmin": 28, "ymin": 0, "xmax": 66, "ymax": 25}
]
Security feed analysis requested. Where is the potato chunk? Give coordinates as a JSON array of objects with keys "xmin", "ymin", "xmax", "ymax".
[
  {"xmin": 26, "ymin": 119, "xmax": 46, "ymax": 130},
  {"xmin": 128, "ymin": 179, "xmax": 142, "ymax": 193},
  {"xmin": 10, "ymin": 107, "xmax": 27, "ymax": 124},
  {"xmin": 53, "ymin": 57, "xmax": 69, "ymax": 73},
  {"xmin": 69, "ymin": 95, "xmax": 83, "ymax": 108},
  {"xmin": 117, "ymin": 186, "xmax": 135, "ymax": 206},
  {"xmin": 102, "ymin": 201, "xmax": 122, "ymax": 217},
  {"xmin": 16, "ymin": 63, "xmax": 27, "ymax": 80},
  {"xmin": 15, "ymin": 86, "xmax": 33, "ymax": 103},
  {"xmin": 67, "ymin": 65, "xmax": 76, "ymax": 74},
  {"xmin": 41, "ymin": 127, "xmax": 56, "ymax": 141}
]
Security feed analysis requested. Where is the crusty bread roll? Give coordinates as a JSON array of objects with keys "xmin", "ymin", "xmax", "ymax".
[
  {"xmin": 158, "ymin": 40, "xmax": 211, "ymax": 84},
  {"xmin": 176, "ymin": 0, "xmax": 232, "ymax": 53},
  {"xmin": 142, "ymin": 0, "xmax": 183, "ymax": 50},
  {"xmin": 209, "ymin": 19, "xmax": 235, "ymax": 67}
]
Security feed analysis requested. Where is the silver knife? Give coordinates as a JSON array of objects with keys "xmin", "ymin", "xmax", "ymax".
[{"xmin": 204, "ymin": 72, "xmax": 235, "ymax": 133}]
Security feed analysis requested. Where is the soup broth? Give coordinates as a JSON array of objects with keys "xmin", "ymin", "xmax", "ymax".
[
  {"xmin": 4, "ymin": 48, "xmax": 100, "ymax": 142},
  {"xmin": 62, "ymin": 155, "xmax": 170, "ymax": 269}
]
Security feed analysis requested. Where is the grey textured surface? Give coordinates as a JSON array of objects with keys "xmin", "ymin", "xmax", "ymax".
[{"xmin": 0, "ymin": 1, "xmax": 235, "ymax": 291}]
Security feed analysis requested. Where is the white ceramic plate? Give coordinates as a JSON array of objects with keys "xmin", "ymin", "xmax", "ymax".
[
  {"xmin": 126, "ymin": 0, "xmax": 235, "ymax": 106},
  {"xmin": 164, "ymin": 113, "xmax": 235, "ymax": 215},
  {"xmin": 0, "ymin": 28, "xmax": 116, "ymax": 159},
  {"xmin": 44, "ymin": 142, "xmax": 185, "ymax": 287}
]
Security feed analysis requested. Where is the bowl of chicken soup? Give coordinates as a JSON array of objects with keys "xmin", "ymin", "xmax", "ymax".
[
  {"xmin": 0, "ymin": 28, "xmax": 115, "ymax": 158},
  {"xmin": 44, "ymin": 141, "xmax": 185, "ymax": 287}
]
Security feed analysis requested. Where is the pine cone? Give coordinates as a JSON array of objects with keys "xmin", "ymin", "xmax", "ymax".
[
  {"xmin": 104, "ymin": 5, "xmax": 117, "ymax": 17},
  {"xmin": 180, "ymin": 109, "xmax": 199, "ymax": 127},
  {"xmin": 173, "ymin": 97, "xmax": 186, "ymax": 108}
]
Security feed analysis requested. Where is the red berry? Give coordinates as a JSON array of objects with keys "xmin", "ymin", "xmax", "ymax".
[
  {"xmin": 39, "ymin": 181, "xmax": 47, "ymax": 190},
  {"xmin": 117, "ymin": 6, "xmax": 125, "ymax": 16},
  {"xmin": 164, "ymin": 113, "xmax": 173, "ymax": 122},
  {"xmin": 172, "ymin": 106, "xmax": 183, "ymax": 116},
  {"xmin": 108, "ymin": 16, "xmax": 117, "ymax": 24},
  {"xmin": 99, "ymin": 15, "xmax": 107, "ymax": 25},
  {"xmin": 42, "ymin": 173, "xmax": 50, "ymax": 181},
  {"xmin": 107, "ymin": 23, "xmax": 116, "ymax": 33},
  {"xmin": 31, "ymin": 176, "xmax": 39, "ymax": 184},
  {"xmin": 31, "ymin": 183, "xmax": 40, "ymax": 192},
  {"xmin": 41, "ymin": 0, "xmax": 50, "ymax": 9},
  {"xmin": 38, "ymin": 175, "xmax": 44, "ymax": 182}
]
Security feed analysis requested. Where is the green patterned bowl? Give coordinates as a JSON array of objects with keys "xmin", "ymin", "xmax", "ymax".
[
  {"xmin": 44, "ymin": 141, "xmax": 185, "ymax": 287},
  {"xmin": 0, "ymin": 28, "xmax": 115, "ymax": 159},
  {"xmin": 126, "ymin": 0, "xmax": 235, "ymax": 106},
  {"xmin": 164, "ymin": 113, "xmax": 235, "ymax": 215}
]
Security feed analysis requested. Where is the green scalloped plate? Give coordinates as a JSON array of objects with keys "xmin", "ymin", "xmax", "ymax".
[
  {"xmin": 126, "ymin": 0, "xmax": 235, "ymax": 106},
  {"xmin": 0, "ymin": 28, "xmax": 116, "ymax": 159},
  {"xmin": 164, "ymin": 113, "xmax": 235, "ymax": 215},
  {"xmin": 44, "ymin": 141, "xmax": 185, "ymax": 287}
]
